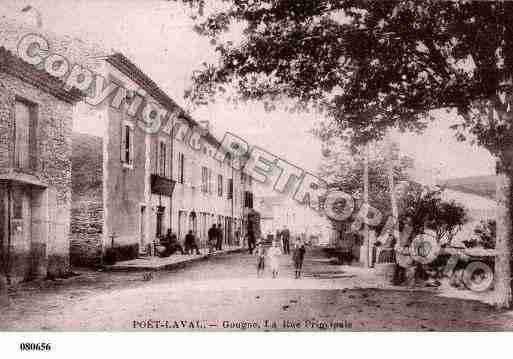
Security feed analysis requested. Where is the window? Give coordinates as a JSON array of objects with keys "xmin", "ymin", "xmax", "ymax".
[
  {"xmin": 14, "ymin": 99, "xmax": 36, "ymax": 170},
  {"xmin": 241, "ymin": 172, "xmax": 250, "ymax": 185},
  {"xmin": 208, "ymin": 168, "xmax": 213, "ymax": 194},
  {"xmin": 177, "ymin": 153, "xmax": 185, "ymax": 184},
  {"xmin": 227, "ymin": 178, "xmax": 233, "ymax": 199},
  {"xmin": 218, "ymin": 174, "xmax": 223, "ymax": 197},
  {"xmin": 244, "ymin": 191, "xmax": 254, "ymax": 209},
  {"xmin": 159, "ymin": 140, "xmax": 167, "ymax": 177},
  {"xmin": 121, "ymin": 122, "xmax": 134, "ymax": 166},
  {"xmin": 13, "ymin": 189, "xmax": 23, "ymax": 219},
  {"xmin": 201, "ymin": 166, "xmax": 208, "ymax": 193},
  {"xmin": 156, "ymin": 206, "xmax": 165, "ymax": 238}
]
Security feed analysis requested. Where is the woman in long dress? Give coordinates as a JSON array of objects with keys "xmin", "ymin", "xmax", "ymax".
[{"xmin": 267, "ymin": 241, "xmax": 282, "ymax": 278}]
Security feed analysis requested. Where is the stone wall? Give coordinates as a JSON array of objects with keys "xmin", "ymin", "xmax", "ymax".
[
  {"xmin": 0, "ymin": 71, "xmax": 74, "ymax": 284},
  {"xmin": 0, "ymin": 81, "xmax": 13, "ymax": 170},
  {"xmin": 70, "ymin": 133, "xmax": 104, "ymax": 267}
]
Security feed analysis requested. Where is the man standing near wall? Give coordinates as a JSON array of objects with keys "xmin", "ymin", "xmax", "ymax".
[
  {"xmin": 208, "ymin": 224, "xmax": 217, "ymax": 253},
  {"xmin": 247, "ymin": 226, "xmax": 256, "ymax": 255},
  {"xmin": 216, "ymin": 224, "xmax": 223, "ymax": 251}
]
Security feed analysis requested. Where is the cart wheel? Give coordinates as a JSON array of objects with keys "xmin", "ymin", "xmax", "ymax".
[{"xmin": 462, "ymin": 261, "xmax": 494, "ymax": 292}]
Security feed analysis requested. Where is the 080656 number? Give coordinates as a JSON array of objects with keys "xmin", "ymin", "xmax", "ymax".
[{"xmin": 19, "ymin": 343, "xmax": 52, "ymax": 351}]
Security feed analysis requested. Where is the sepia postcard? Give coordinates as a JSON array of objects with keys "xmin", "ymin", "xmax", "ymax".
[{"xmin": 1, "ymin": 2, "xmax": 513, "ymax": 352}]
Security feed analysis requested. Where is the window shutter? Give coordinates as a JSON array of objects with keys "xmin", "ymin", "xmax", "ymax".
[
  {"xmin": 182, "ymin": 154, "xmax": 187, "ymax": 184},
  {"xmin": 208, "ymin": 168, "xmax": 212, "ymax": 194},
  {"xmin": 177, "ymin": 153, "xmax": 182, "ymax": 183},
  {"xmin": 167, "ymin": 141, "xmax": 172, "ymax": 178},
  {"xmin": 180, "ymin": 153, "xmax": 184, "ymax": 183},
  {"xmin": 120, "ymin": 124, "xmax": 126, "ymax": 163},
  {"xmin": 153, "ymin": 139, "xmax": 158, "ymax": 174},
  {"xmin": 129, "ymin": 127, "xmax": 134, "ymax": 166}
]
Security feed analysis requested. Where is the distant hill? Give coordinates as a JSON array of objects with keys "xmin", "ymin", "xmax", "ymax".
[{"xmin": 439, "ymin": 175, "xmax": 497, "ymax": 200}]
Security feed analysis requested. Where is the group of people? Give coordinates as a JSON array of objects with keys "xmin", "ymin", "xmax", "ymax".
[
  {"xmin": 155, "ymin": 225, "xmax": 308, "ymax": 280},
  {"xmin": 156, "ymin": 229, "xmax": 201, "ymax": 257},
  {"xmin": 207, "ymin": 224, "xmax": 226, "ymax": 252},
  {"xmin": 255, "ymin": 227, "xmax": 306, "ymax": 279},
  {"xmin": 155, "ymin": 223, "xmax": 240, "ymax": 258}
]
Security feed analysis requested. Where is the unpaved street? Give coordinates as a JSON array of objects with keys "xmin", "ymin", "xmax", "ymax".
[{"xmin": 1, "ymin": 249, "xmax": 513, "ymax": 331}]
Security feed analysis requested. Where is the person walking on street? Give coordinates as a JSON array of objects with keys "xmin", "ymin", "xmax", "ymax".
[
  {"xmin": 208, "ymin": 224, "xmax": 217, "ymax": 254},
  {"xmin": 256, "ymin": 241, "xmax": 266, "ymax": 277},
  {"xmin": 267, "ymin": 240, "xmax": 282, "ymax": 279},
  {"xmin": 216, "ymin": 224, "xmax": 223, "ymax": 251},
  {"xmin": 247, "ymin": 227, "xmax": 256, "ymax": 254},
  {"xmin": 292, "ymin": 237, "xmax": 306, "ymax": 279},
  {"xmin": 184, "ymin": 230, "xmax": 201, "ymax": 255},
  {"xmin": 281, "ymin": 226, "xmax": 290, "ymax": 255},
  {"xmin": 235, "ymin": 227, "xmax": 241, "ymax": 246}
]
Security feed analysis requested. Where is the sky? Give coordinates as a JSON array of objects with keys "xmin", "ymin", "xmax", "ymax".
[{"xmin": 0, "ymin": 0, "xmax": 496, "ymax": 181}]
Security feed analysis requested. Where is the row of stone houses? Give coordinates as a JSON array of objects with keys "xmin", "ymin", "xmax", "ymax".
[
  {"xmin": 67, "ymin": 50, "xmax": 254, "ymax": 266},
  {"xmin": 0, "ymin": 17, "xmax": 254, "ymax": 281}
]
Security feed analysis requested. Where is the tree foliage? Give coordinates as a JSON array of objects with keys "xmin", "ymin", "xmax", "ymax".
[
  {"xmin": 398, "ymin": 186, "xmax": 468, "ymax": 244},
  {"xmin": 469, "ymin": 219, "xmax": 497, "ymax": 249},
  {"xmin": 318, "ymin": 139, "xmax": 413, "ymax": 217},
  {"xmin": 182, "ymin": 0, "xmax": 513, "ymax": 166}
]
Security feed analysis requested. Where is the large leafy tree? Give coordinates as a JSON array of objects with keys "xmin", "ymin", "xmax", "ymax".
[
  {"xmin": 318, "ymin": 140, "xmax": 413, "ymax": 217},
  {"xmin": 181, "ymin": 1, "xmax": 513, "ymax": 308}
]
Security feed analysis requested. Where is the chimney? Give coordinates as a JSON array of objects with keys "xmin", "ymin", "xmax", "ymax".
[{"xmin": 20, "ymin": 5, "xmax": 43, "ymax": 28}]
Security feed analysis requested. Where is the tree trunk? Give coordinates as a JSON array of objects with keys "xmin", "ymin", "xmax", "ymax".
[
  {"xmin": 362, "ymin": 144, "xmax": 370, "ymax": 268},
  {"xmin": 385, "ymin": 131, "xmax": 399, "ymax": 238},
  {"xmin": 493, "ymin": 169, "xmax": 512, "ymax": 309}
]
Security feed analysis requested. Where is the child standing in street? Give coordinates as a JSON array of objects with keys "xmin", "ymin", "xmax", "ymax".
[
  {"xmin": 256, "ymin": 241, "xmax": 266, "ymax": 277},
  {"xmin": 293, "ymin": 238, "xmax": 306, "ymax": 279},
  {"xmin": 267, "ymin": 240, "xmax": 282, "ymax": 279}
]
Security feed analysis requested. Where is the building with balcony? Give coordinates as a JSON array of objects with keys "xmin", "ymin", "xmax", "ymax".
[
  {"xmin": 0, "ymin": 18, "xmax": 254, "ymax": 266},
  {"xmin": 68, "ymin": 51, "xmax": 253, "ymax": 265},
  {"xmin": 0, "ymin": 47, "xmax": 83, "ymax": 283}
]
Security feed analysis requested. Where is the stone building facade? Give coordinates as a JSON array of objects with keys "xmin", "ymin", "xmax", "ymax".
[
  {"xmin": 0, "ymin": 18, "xmax": 254, "ymax": 266},
  {"xmin": 0, "ymin": 47, "xmax": 83, "ymax": 283},
  {"xmin": 68, "ymin": 53, "xmax": 253, "ymax": 264}
]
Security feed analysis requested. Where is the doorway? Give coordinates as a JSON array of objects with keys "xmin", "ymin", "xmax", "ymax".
[
  {"xmin": 189, "ymin": 212, "xmax": 197, "ymax": 234},
  {"xmin": 10, "ymin": 186, "xmax": 31, "ymax": 250},
  {"xmin": 140, "ymin": 205, "xmax": 146, "ymax": 251},
  {"xmin": 0, "ymin": 182, "xmax": 32, "ymax": 282},
  {"xmin": 156, "ymin": 206, "xmax": 165, "ymax": 238}
]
